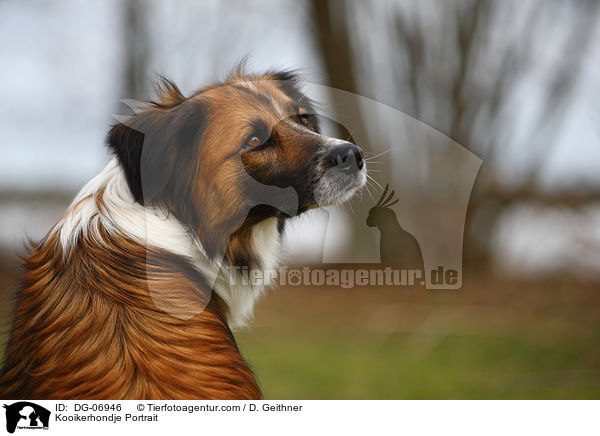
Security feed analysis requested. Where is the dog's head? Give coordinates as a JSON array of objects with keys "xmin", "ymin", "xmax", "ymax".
[{"xmin": 108, "ymin": 69, "xmax": 366, "ymax": 260}]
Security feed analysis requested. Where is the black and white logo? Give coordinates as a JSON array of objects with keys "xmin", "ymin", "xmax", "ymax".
[{"xmin": 3, "ymin": 402, "xmax": 50, "ymax": 434}]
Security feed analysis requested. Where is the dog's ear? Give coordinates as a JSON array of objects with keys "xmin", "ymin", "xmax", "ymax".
[
  {"xmin": 107, "ymin": 100, "xmax": 205, "ymax": 205},
  {"xmin": 107, "ymin": 120, "xmax": 152, "ymax": 203}
]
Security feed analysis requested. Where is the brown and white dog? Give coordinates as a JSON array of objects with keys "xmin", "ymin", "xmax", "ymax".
[{"xmin": 0, "ymin": 69, "xmax": 366, "ymax": 399}]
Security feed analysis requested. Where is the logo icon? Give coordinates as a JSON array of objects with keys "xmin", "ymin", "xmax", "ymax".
[
  {"xmin": 3, "ymin": 402, "xmax": 50, "ymax": 434},
  {"xmin": 366, "ymin": 184, "xmax": 424, "ymax": 271}
]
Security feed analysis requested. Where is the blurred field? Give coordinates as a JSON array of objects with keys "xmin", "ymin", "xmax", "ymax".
[
  {"xmin": 1, "ymin": 254, "xmax": 599, "ymax": 399},
  {"xmin": 236, "ymin": 272, "xmax": 600, "ymax": 399}
]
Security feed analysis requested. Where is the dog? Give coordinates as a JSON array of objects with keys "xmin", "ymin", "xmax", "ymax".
[{"xmin": 0, "ymin": 68, "xmax": 366, "ymax": 399}]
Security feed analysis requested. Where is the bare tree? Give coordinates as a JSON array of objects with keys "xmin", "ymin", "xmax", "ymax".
[
  {"xmin": 310, "ymin": 0, "xmax": 600, "ymax": 269},
  {"xmin": 310, "ymin": 0, "xmax": 377, "ymax": 260},
  {"xmin": 121, "ymin": 0, "xmax": 149, "ymax": 100}
]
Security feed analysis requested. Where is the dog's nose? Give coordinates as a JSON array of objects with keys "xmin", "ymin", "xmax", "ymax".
[{"xmin": 329, "ymin": 143, "xmax": 364, "ymax": 171}]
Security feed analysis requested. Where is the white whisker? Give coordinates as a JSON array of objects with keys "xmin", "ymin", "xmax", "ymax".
[
  {"xmin": 364, "ymin": 182, "xmax": 376, "ymax": 203},
  {"xmin": 347, "ymin": 198, "xmax": 355, "ymax": 216},
  {"xmin": 367, "ymin": 174, "xmax": 384, "ymax": 190},
  {"xmin": 345, "ymin": 124, "xmax": 361, "ymax": 142},
  {"xmin": 365, "ymin": 149, "xmax": 391, "ymax": 161}
]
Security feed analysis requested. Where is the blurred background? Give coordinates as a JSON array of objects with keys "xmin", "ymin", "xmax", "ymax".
[{"xmin": 1, "ymin": 0, "xmax": 600, "ymax": 398}]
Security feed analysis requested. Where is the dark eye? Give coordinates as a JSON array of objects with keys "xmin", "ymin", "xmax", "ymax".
[
  {"xmin": 244, "ymin": 120, "xmax": 270, "ymax": 149},
  {"xmin": 246, "ymin": 135, "xmax": 262, "ymax": 148},
  {"xmin": 300, "ymin": 114, "xmax": 311, "ymax": 128}
]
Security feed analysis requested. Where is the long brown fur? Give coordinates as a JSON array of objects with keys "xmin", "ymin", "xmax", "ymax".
[{"xmin": 0, "ymin": 220, "xmax": 260, "ymax": 399}]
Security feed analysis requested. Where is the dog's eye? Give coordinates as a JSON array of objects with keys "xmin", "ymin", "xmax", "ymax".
[
  {"xmin": 246, "ymin": 135, "xmax": 263, "ymax": 148},
  {"xmin": 244, "ymin": 120, "xmax": 269, "ymax": 149},
  {"xmin": 300, "ymin": 114, "xmax": 311, "ymax": 128}
]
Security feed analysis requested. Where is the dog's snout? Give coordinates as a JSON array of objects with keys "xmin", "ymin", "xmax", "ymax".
[{"xmin": 328, "ymin": 143, "xmax": 364, "ymax": 171}]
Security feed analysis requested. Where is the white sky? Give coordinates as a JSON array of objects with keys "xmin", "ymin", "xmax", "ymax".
[
  {"xmin": 0, "ymin": 0, "xmax": 321, "ymax": 190},
  {"xmin": 0, "ymin": 0, "xmax": 598, "ymax": 191}
]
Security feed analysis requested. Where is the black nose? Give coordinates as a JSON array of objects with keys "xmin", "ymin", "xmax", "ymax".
[{"xmin": 329, "ymin": 143, "xmax": 364, "ymax": 171}]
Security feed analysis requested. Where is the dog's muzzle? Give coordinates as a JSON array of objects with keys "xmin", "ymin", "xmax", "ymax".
[
  {"xmin": 314, "ymin": 139, "xmax": 367, "ymax": 206},
  {"xmin": 327, "ymin": 142, "xmax": 365, "ymax": 173}
]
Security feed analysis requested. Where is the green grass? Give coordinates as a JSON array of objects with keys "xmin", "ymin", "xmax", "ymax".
[
  {"xmin": 235, "ymin": 278, "xmax": 600, "ymax": 399},
  {"xmin": 238, "ymin": 331, "xmax": 600, "ymax": 399}
]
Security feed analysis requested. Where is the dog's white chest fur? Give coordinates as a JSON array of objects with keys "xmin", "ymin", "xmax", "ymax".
[{"xmin": 50, "ymin": 158, "xmax": 280, "ymax": 328}]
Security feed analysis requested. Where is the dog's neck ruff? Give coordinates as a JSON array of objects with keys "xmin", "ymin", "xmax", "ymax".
[{"xmin": 49, "ymin": 158, "xmax": 280, "ymax": 328}]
